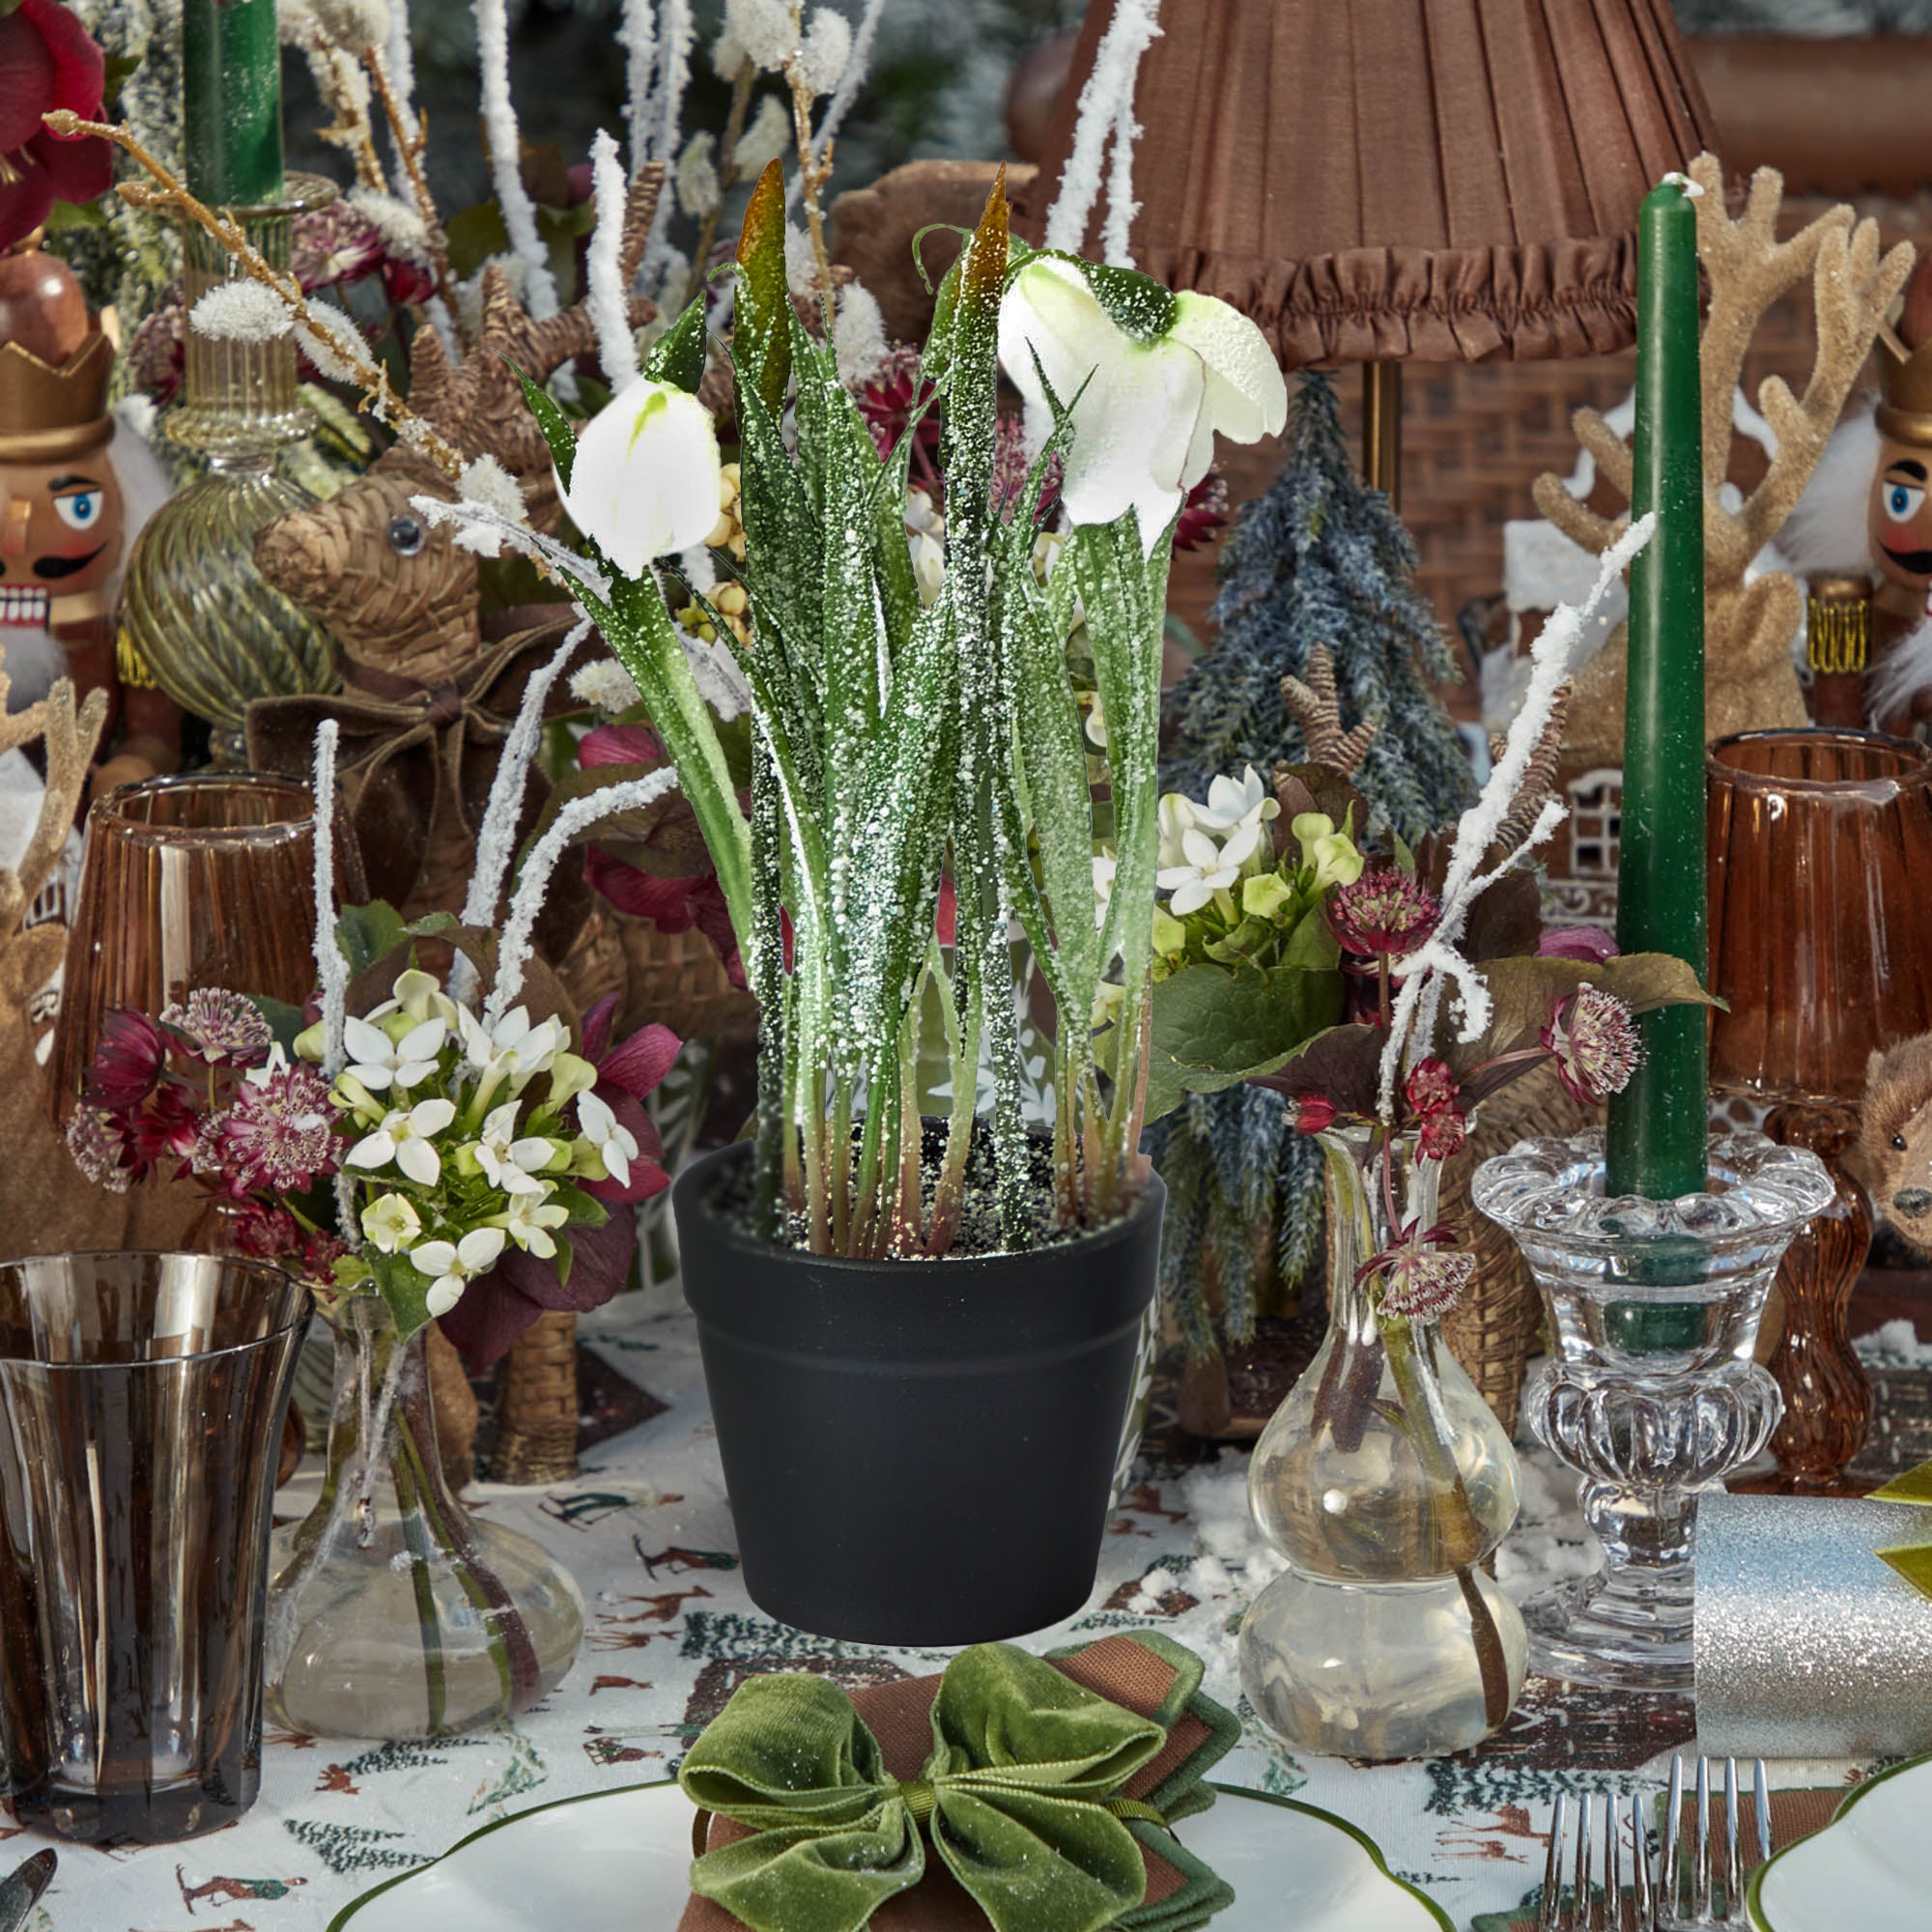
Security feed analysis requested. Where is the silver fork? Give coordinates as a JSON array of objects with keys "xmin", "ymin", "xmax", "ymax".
[
  {"xmin": 1659, "ymin": 1755, "xmax": 1772, "ymax": 1927},
  {"xmin": 1542, "ymin": 1790, "xmax": 1655, "ymax": 1932}
]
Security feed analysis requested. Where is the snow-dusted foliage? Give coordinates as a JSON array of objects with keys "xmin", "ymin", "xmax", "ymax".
[
  {"xmin": 1041, "ymin": 0, "xmax": 1162, "ymax": 268},
  {"xmin": 473, "ymin": 0, "xmax": 559, "ymax": 319}
]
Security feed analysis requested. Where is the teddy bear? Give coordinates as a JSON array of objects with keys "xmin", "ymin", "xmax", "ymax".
[{"xmin": 1859, "ymin": 1032, "xmax": 1932, "ymax": 1254}]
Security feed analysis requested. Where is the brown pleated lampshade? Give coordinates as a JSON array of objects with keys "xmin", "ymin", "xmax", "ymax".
[
  {"xmin": 1707, "ymin": 730, "xmax": 1932, "ymax": 1107},
  {"xmin": 1014, "ymin": 0, "xmax": 1720, "ymax": 366}
]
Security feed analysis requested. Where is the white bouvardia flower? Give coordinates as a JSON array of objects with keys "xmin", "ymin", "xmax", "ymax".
[
  {"xmin": 997, "ymin": 255, "xmax": 1286, "ymax": 551},
  {"xmin": 191, "ymin": 281, "xmax": 293, "ymax": 342},
  {"xmin": 558, "ymin": 379, "xmax": 724, "ymax": 577}
]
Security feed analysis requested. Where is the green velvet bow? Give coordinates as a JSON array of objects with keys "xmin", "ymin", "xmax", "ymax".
[{"xmin": 679, "ymin": 1643, "xmax": 1174, "ymax": 1932}]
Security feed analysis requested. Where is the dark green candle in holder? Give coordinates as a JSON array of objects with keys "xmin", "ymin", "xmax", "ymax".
[
  {"xmin": 1604, "ymin": 176, "xmax": 1712, "ymax": 1354},
  {"xmin": 183, "ymin": 0, "xmax": 285, "ymax": 207}
]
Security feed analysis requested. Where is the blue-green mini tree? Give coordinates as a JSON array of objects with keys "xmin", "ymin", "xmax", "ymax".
[{"xmin": 1151, "ymin": 369, "xmax": 1477, "ymax": 1370}]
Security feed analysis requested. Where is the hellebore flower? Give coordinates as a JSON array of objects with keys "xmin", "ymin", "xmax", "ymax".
[
  {"xmin": 997, "ymin": 254, "xmax": 1286, "ymax": 552},
  {"xmin": 558, "ymin": 377, "xmax": 724, "ymax": 578},
  {"xmin": 0, "ymin": 1, "xmax": 113, "ymax": 252}
]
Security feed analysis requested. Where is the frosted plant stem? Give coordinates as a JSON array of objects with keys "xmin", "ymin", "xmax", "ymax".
[
  {"xmin": 682, "ymin": 57, "xmax": 754, "ymax": 310},
  {"xmin": 473, "ymin": 0, "xmax": 559, "ymax": 318}
]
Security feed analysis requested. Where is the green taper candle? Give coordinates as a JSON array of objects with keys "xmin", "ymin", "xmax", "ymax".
[
  {"xmin": 1607, "ymin": 178, "xmax": 1708, "ymax": 1202},
  {"xmin": 183, "ymin": 0, "xmax": 285, "ymax": 206}
]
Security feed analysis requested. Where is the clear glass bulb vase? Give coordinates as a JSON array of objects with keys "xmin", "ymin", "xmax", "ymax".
[
  {"xmin": 264, "ymin": 1298, "xmax": 583, "ymax": 1740},
  {"xmin": 1471, "ymin": 1130, "xmax": 1833, "ymax": 1690},
  {"xmin": 1239, "ymin": 1126, "xmax": 1528, "ymax": 1760}
]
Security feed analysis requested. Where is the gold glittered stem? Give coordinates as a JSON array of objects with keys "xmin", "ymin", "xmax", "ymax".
[{"xmin": 361, "ymin": 47, "xmax": 467, "ymax": 351}]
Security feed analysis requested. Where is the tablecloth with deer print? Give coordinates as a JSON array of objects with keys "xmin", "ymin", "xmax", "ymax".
[{"xmin": 19, "ymin": 1296, "xmax": 1929, "ymax": 1932}]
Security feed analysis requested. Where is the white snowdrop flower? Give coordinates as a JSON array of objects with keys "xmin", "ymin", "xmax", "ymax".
[
  {"xmin": 1092, "ymin": 854, "xmax": 1117, "ymax": 925},
  {"xmin": 999, "ymin": 255, "xmax": 1286, "ymax": 552},
  {"xmin": 794, "ymin": 7, "xmax": 851, "ymax": 96},
  {"xmin": 730, "ymin": 94, "xmax": 791, "ymax": 178},
  {"xmin": 349, "ymin": 1097, "xmax": 458, "ymax": 1186},
  {"xmin": 724, "ymin": 0, "xmax": 794, "ymax": 71},
  {"xmin": 559, "ymin": 378, "xmax": 724, "ymax": 578},
  {"xmin": 410, "ymin": 1227, "xmax": 507, "ymax": 1318},
  {"xmin": 570, "ymin": 658, "xmax": 643, "ymax": 715},
  {"xmin": 1190, "ymin": 765, "xmax": 1279, "ymax": 835},
  {"xmin": 347, "ymin": 187, "xmax": 431, "ymax": 261},
  {"xmin": 909, "ymin": 526, "xmax": 945, "ymax": 607},
  {"xmin": 676, "ymin": 129, "xmax": 722, "ymax": 220},
  {"xmin": 472, "ymin": 1100, "xmax": 556, "ymax": 1197},
  {"xmin": 1157, "ymin": 792, "xmax": 1201, "ymax": 869},
  {"xmin": 308, "ymin": 0, "xmax": 388, "ymax": 46},
  {"xmin": 1157, "ymin": 826, "xmax": 1241, "ymax": 917},
  {"xmin": 190, "ymin": 281, "xmax": 293, "ymax": 343},
  {"xmin": 1083, "ymin": 691, "xmax": 1109, "ymax": 750},
  {"xmin": 360, "ymin": 1191, "xmax": 422, "ymax": 1256},
  {"xmin": 578, "ymin": 1090, "xmax": 640, "ymax": 1187},
  {"xmin": 342, "ymin": 1013, "xmax": 447, "ymax": 1092},
  {"xmin": 904, "ymin": 488, "xmax": 944, "ymax": 538},
  {"xmin": 784, "ymin": 223, "xmax": 821, "ymax": 298},
  {"xmin": 831, "ymin": 281, "xmax": 887, "ymax": 383},
  {"xmin": 495, "ymin": 1193, "xmax": 569, "ymax": 1259}
]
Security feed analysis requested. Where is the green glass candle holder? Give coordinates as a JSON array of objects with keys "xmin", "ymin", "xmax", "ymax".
[{"xmin": 118, "ymin": 174, "xmax": 339, "ymax": 762}]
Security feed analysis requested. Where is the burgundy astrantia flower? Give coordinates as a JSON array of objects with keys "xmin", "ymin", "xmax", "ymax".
[
  {"xmin": 231, "ymin": 1203, "xmax": 301, "ymax": 1262},
  {"xmin": 65, "ymin": 1104, "xmax": 133, "ymax": 1194},
  {"xmin": 192, "ymin": 1058, "xmax": 341, "ymax": 1196},
  {"xmin": 1542, "ymin": 985, "xmax": 1643, "ymax": 1106},
  {"xmin": 1173, "ymin": 468, "xmax": 1229, "ymax": 553},
  {"xmin": 0, "ymin": 0, "xmax": 113, "ymax": 252},
  {"xmin": 1327, "ymin": 868, "xmax": 1442, "ymax": 960},
  {"xmin": 1378, "ymin": 1245, "xmax": 1476, "ymax": 1321},
  {"xmin": 83, "ymin": 1009, "xmax": 167, "ymax": 1110},
  {"xmin": 161, "ymin": 987, "xmax": 273, "ymax": 1066},
  {"xmin": 1404, "ymin": 1057, "xmax": 1457, "ymax": 1118},
  {"xmin": 301, "ymin": 1230, "xmax": 350, "ymax": 1279},
  {"xmin": 131, "ymin": 1083, "xmax": 200, "ymax": 1169},
  {"xmin": 1416, "ymin": 1104, "xmax": 1466, "ymax": 1163},
  {"xmin": 854, "ymin": 345, "xmax": 941, "ymax": 493}
]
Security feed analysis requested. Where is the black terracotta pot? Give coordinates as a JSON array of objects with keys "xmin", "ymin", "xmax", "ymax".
[{"xmin": 674, "ymin": 1143, "xmax": 1163, "ymax": 1644}]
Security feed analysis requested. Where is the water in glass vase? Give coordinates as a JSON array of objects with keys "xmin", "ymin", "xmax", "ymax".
[
  {"xmin": 266, "ymin": 1300, "xmax": 583, "ymax": 1740},
  {"xmin": 1239, "ymin": 1126, "xmax": 1527, "ymax": 1760}
]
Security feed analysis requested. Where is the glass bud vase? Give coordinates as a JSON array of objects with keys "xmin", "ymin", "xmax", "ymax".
[
  {"xmin": 118, "ymin": 176, "xmax": 340, "ymax": 764},
  {"xmin": 1239, "ymin": 1126, "xmax": 1528, "ymax": 1760},
  {"xmin": 265, "ymin": 1298, "xmax": 583, "ymax": 1740}
]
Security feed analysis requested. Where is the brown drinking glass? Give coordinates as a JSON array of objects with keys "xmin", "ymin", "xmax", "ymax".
[
  {"xmin": 1707, "ymin": 728, "xmax": 1932, "ymax": 1492},
  {"xmin": 49, "ymin": 773, "xmax": 366, "ymax": 1112},
  {"xmin": 0, "ymin": 1253, "xmax": 308, "ymax": 1841}
]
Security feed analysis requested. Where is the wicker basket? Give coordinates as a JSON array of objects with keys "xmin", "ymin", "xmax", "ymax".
[
  {"xmin": 1437, "ymin": 1063, "xmax": 1601, "ymax": 1437},
  {"xmin": 616, "ymin": 916, "xmax": 760, "ymax": 1043}
]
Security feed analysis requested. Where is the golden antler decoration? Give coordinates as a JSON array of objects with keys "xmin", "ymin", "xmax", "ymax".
[{"xmin": 1532, "ymin": 153, "xmax": 1915, "ymax": 762}]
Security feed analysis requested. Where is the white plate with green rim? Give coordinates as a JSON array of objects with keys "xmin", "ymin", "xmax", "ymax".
[
  {"xmin": 328, "ymin": 1778, "xmax": 1451, "ymax": 1931},
  {"xmin": 1748, "ymin": 1751, "xmax": 1932, "ymax": 1931}
]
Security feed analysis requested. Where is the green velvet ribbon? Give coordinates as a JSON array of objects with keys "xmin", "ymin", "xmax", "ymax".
[
  {"xmin": 1872, "ymin": 1457, "xmax": 1932, "ymax": 1599},
  {"xmin": 679, "ymin": 1643, "xmax": 1179, "ymax": 1932}
]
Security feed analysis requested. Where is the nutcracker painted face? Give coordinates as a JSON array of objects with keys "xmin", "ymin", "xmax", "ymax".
[
  {"xmin": 0, "ymin": 451, "xmax": 123, "ymax": 627},
  {"xmin": 1869, "ymin": 441, "xmax": 1932, "ymax": 598}
]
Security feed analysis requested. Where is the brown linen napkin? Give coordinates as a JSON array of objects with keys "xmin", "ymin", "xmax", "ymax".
[
  {"xmin": 1500, "ymin": 1787, "xmax": 1851, "ymax": 1932},
  {"xmin": 677, "ymin": 1634, "xmax": 1219, "ymax": 1932}
]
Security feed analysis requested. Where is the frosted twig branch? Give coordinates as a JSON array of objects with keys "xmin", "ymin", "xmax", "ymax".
[
  {"xmin": 310, "ymin": 719, "xmax": 351, "ymax": 1083},
  {"xmin": 409, "ymin": 494, "xmax": 611, "ymax": 599},
  {"xmin": 586, "ymin": 131, "xmax": 641, "ymax": 389},
  {"xmin": 1375, "ymin": 513, "xmax": 1657, "ymax": 1116},
  {"xmin": 486, "ymin": 770, "xmax": 684, "ymax": 1024},
  {"xmin": 1042, "ymin": 0, "xmax": 1162, "ymax": 260},
  {"xmin": 474, "ymin": 0, "xmax": 560, "ymax": 319},
  {"xmin": 640, "ymin": 0, "xmax": 695, "ymax": 293},
  {"xmin": 619, "ymin": 0, "xmax": 658, "ymax": 175},
  {"xmin": 462, "ymin": 618, "xmax": 593, "ymax": 929},
  {"xmin": 785, "ymin": 0, "xmax": 883, "ymax": 213}
]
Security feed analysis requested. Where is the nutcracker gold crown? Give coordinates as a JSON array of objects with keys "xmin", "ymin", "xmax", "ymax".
[
  {"xmin": 0, "ymin": 327, "xmax": 113, "ymax": 463},
  {"xmin": 1878, "ymin": 331, "xmax": 1932, "ymax": 448}
]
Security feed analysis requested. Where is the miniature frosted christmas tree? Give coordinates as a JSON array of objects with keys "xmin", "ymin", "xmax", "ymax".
[{"xmin": 1151, "ymin": 370, "xmax": 1476, "ymax": 1402}]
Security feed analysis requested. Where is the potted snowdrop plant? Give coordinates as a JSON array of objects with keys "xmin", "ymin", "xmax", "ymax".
[{"xmin": 441, "ymin": 157, "xmax": 1286, "ymax": 1641}]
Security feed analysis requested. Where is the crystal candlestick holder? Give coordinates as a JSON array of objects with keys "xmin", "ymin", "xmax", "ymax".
[{"xmin": 1471, "ymin": 1131, "xmax": 1832, "ymax": 1691}]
